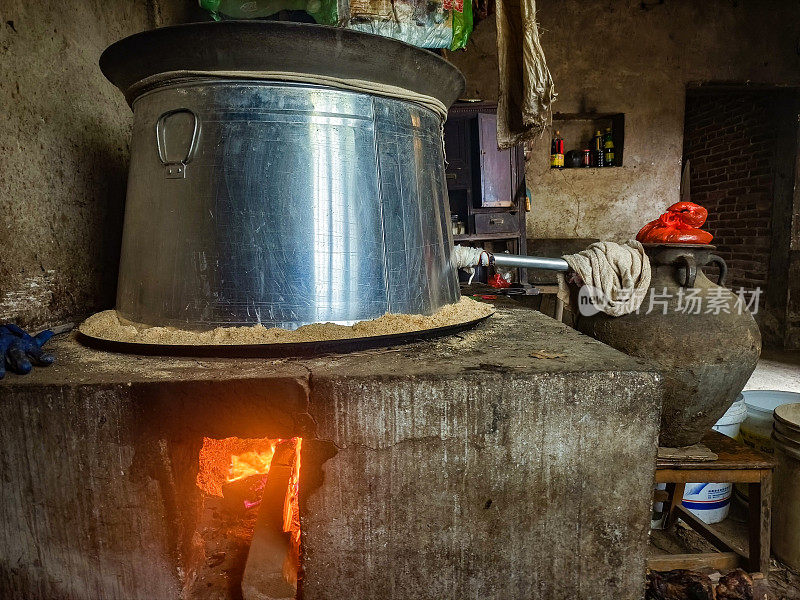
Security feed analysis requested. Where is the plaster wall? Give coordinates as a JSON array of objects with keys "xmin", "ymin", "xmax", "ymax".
[
  {"xmin": 0, "ymin": 1, "xmax": 205, "ymax": 331},
  {"xmin": 447, "ymin": 0, "xmax": 800, "ymax": 241},
  {"xmin": 0, "ymin": 0, "xmax": 158, "ymax": 330}
]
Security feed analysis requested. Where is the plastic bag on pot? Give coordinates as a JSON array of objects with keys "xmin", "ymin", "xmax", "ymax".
[
  {"xmin": 199, "ymin": 0, "xmax": 472, "ymax": 49},
  {"xmin": 199, "ymin": 0, "xmax": 338, "ymax": 25},
  {"xmin": 343, "ymin": 0, "xmax": 472, "ymax": 49}
]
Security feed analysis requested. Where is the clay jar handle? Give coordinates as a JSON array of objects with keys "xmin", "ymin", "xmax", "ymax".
[
  {"xmin": 675, "ymin": 254, "xmax": 697, "ymax": 288},
  {"xmin": 707, "ymin": 254, "xmax": 728, "ymax": 287}
]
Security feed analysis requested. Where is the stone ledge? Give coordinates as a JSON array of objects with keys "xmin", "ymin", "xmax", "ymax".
[{"xmin": 0, "ymin": 307, "xmax": 659, "ymax": 389}]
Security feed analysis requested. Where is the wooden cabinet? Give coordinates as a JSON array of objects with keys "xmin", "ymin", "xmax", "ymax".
[{"xmin": 445, "ymin": 102, "xmax": 527, "ymax": 283}]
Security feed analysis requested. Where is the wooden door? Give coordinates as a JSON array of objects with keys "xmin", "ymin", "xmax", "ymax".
[
  {"xmin": 477, "ymin": 113, "xmax": 513, "ymax": 207},
  {"xmin": 443, "ymin": 118, "xmax": 472, "ymax": 189}
]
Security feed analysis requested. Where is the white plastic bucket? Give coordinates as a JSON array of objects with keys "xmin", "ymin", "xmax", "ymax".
[
  {"xmin": 712, "ymin": 395, "xmax": 747, "ymax": 438},
  {"xmin": 682, "ymin": 482, "xmax": 734, "ymax": 523},
  {"xmin": 681, "ymin": 396, "xmax": 748, "ymax": 524},
  {"xmin": 735, "ymin": 390, "xmax": 800, "ymax": 505},
  {"xmin": 739, "ymin": 390, "xmax": 800, "ymax": 454},
  {"xmin": 772, "ymin": 403, "xmax": 800, "ymax": 570}
]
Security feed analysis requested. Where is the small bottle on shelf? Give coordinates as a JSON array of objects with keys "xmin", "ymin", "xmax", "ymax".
[
  {"xmin": 550, "ymin": 131, "xmax": 564, "ymax": 169},
  {"xmin": 592, "ymin": 130, "xmax": 605, "ymax": 168},
  {"xmin": 603, "ymin": 127, "xmax": 615, "ymax": 167}
]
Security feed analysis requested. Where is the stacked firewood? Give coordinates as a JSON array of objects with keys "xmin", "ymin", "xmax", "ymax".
[{"xmin": 647, "ymin": 569, "xmax": 770, "ymax": 600}]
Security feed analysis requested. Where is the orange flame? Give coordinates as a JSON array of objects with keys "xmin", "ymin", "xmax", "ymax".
[
  {"xmin": 197, "ymin": 436, "xmax": 280, "ymax": 497},
  {"xmin": 228, "ymin": 442, "xmax": 277, "ymax": 484}
]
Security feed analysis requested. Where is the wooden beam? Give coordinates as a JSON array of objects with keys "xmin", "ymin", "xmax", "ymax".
[
  {"xmin": 674, "ymin": 505, "xmax": 747, "ymax": 558},
  {"xmin": 656, "ymin": 468, "xmax": 769, "ymax": 484},
  {"xmin": 748, "ymin": 472, "xmax": 772, "ymax": 574},
  {"xmin": 647, "ymin": 552, "xmax": 742, "ymax": 572},
  {"xmin": 664, "ymin": 483, "xmax": 686, "ymax": 528}
]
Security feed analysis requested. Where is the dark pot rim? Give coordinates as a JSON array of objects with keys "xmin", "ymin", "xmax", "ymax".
[
  {"xmin": 99, "ymin": 21, "xmax": 466, "ymax": 109},
  {"xmin": 642, "ymin": 243, "xmax": 716, "ymax": 251}
]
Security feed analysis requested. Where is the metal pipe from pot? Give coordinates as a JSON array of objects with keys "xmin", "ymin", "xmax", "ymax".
[{"xmin": 490, "ymin": 253, "xmax": 570, "ymax": 272}]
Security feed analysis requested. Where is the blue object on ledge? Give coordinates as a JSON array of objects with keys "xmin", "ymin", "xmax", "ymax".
[{"xmin": 0, "ymin": 323, "xmax": 55, "ymax": 379}]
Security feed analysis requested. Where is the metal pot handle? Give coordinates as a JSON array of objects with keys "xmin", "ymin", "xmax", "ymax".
[
  {"xmin": 156, "ymin": 108, "xmax": 199, "ymax": 179},
  {"xmin": 707, "ymin": 254, "xmax": 728, "ymax": 287},
  {"xmin": 675, "ymin": 254, "xmax": 697, "ymax": 288}
]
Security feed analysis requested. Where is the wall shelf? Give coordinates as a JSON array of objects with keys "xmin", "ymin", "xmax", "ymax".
[
  {"xmin": 549, "ymin": 166, "xmax": 623, "ymax": 172},
  {"xmin": 542, "ymin": 165, "xmax": 636, "ymax": 176},
  {"xmin": 552, "ymin": 112, "xmax": 625, "ymax": 167},
  {"xmin": 453, "ymin": 233, "xmax": 521, "ymax": 242}
]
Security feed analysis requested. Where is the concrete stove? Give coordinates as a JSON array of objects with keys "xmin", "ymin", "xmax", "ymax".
[{"xmin": 0, "ymin": 308, "xmax": 662, "ymax": 599}]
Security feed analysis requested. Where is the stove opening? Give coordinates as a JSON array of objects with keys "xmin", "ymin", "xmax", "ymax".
[{"xmin": 193, "ymin": 436, "xmax": 302, "ymax": 599}]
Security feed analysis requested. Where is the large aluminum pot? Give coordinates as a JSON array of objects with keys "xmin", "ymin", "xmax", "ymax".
[{"xmin": 100, "ymin": 22, "xmax": 465, "ymax": 330}]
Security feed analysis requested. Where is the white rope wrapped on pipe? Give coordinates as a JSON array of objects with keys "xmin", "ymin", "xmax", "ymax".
[
  {"xmin": 453, "ymin": 242, "xmax": 649, "ymax": 317},
  {"xmin": 556, "ymin": 240, "xmax": 650, "ymax": 317},
  {"xmin": 451, "ymin": 245, "xmax": 491, "ymax": 284}
]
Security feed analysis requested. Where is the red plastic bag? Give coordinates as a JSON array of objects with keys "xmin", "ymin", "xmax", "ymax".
[
  {"xmin": 636, "ymin": 202, "xmax": 713, "ymax": 244},
  {"xmin": 488, "ymin": 273, "xmax": 511, "ymax": 289}
]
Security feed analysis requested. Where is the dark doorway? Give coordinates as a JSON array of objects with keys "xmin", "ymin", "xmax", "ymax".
[{"xmin": 682, "ymin": 86, "xmax": 800, "ymax": 347}]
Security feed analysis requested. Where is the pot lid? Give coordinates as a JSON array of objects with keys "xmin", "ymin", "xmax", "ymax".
[
  {"xmin": 774, "ymin": 402, "xmax": 800, "ymax": 429},
  {"xmin": 99, "ymin": 21, "xmax": 466, "ymax": 109}
]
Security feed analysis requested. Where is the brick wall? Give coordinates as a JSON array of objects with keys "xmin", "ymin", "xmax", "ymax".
[{"xmin": 683, "ymin": 91, "xmax": 779, "ymax": 293}]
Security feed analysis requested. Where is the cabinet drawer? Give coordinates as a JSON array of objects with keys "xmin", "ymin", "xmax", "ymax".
[
  {"xmin": 445, "ymin": 165, "xmax": 470, "ymax": 188},
  {"xmin": 474, "ymin": 213, "xmax": 518, "ymax": 234}
]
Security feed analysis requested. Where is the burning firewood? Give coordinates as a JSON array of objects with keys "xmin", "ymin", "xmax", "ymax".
[
  {"xmin": 646, "ymin": 568, "xmax": 765, "ymax": 600},
  {"xmin": 241, "ymin": 439, "xmax": 302, "ymax": 600},
  {"xmin": 715, "ymin": 569, "xmax": 762, "ymax": 600},
  {"xmin": 647, "ymin": 569, "xmax": 714, "ymax": 600},
  {"xmin": 221, "ymin": 474, "xmax": 268, "ymax": 513}
]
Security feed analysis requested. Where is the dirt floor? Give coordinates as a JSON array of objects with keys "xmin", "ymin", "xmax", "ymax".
[
  {"xmin": 744, "ymin": 348, "xmax": 800, "ymax": 394},
  {"xmin": 649, "ymin": 500, "xmax": 800, "ymax": 599}
]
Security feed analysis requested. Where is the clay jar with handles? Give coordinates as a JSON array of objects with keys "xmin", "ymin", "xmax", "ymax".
[{"xmin": 576, "ymin": 244, "xmax": 761, "ymax": 447}]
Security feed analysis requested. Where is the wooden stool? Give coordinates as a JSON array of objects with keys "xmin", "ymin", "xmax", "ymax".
[
  {"xmin": 649, "ymin": 429, "xmax": 776, "ymax": 575},
  {"xmin": 530, "ymin": 284, "xmax": 564, "ymax": 322}
]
